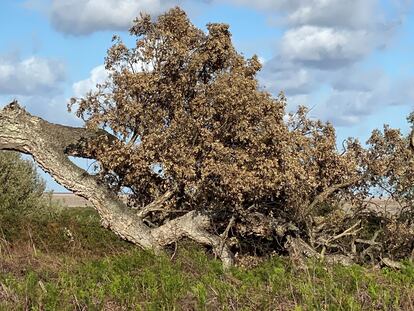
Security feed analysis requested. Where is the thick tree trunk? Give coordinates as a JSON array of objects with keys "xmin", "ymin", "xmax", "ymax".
[{"xmin": 0, "ymin": 101, "xmax": 233, "ymax": 268}]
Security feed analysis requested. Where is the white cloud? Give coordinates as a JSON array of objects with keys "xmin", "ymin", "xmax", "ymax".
[
  {"xmin": 228, "ymin": 0, "xmax": 385, "ymax": 29},
  {"xmin": 0, "ymin": 56, "xmax": 65, "ymax": 96},
  {"xmin": 283, "ymin": 0, "xmax": 378, "ymax": 29},
  {"xmin": 223, "ymin": 0, "xmax": 401, "ymax": 72},
  {"xmin": 330, "ymin": 68, "xmax": 386, "ymax": 92},
  {"xmin": 259, "ymin": 59, "xmax": 315, "ymax": 95},
  {"xmin": 320, "ymin": 89, "xmax": 376, "ymax": 126},
  {"xmin": 244, "ymin": 0, "xmax": 411, "ymax": 126},
  {"xmin": 284, "ymin": 94, "xmax": 311, "ymax": 111},
  {"xmin": 71, "ymin": 60, "xmax": 154, "ymax": 98},
  {"xmin": 279, "ymin": 26, "xmax": 373, "ymax": 68},
  {"xmin": 72, "ymin": 65, "xmax": 108, "ymax": 98},
  {"xmin": 311, "ymin": 68, "xmax": 411, "ymax": 126},
  {"xmin": 257, "ymin": 56, "xmax": 266, "ymax": 65},
  {"xmin": 50, "ymin": 0, "xmax": 179, "ymax": 35},
  {"xmin": 0, "ymin": 92, "xmax": 80, "ymax": 127}
]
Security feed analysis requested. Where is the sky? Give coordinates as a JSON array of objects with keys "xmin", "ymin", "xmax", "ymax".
[{"xmin": 1, "ymin": 0, "xmax": 414, "ymax": 191}]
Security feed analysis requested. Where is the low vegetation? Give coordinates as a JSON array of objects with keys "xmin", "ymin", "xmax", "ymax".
[{"xmin": 0, "ymin": 207, "xmax": 413, "ymax": 310}]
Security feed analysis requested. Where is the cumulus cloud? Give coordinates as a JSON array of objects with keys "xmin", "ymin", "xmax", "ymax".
[
  {"xmin": 0, "ymin": 52, "xmax": 72, "ymax": 130},
  {"xmin": 72, "ymin": 65, "xmax": 108, "ymax": 98},
  {"xmin": 330, "ymin": 68, "xmax": 386, "ymax": 93},
  {"xmin": 243, "ymin": 0, "xmax": 411, "ymax": 126},
  {"xmin": 279, "ymin": 26, "xmax": 375, "ymax": 69},
  {"xmin": 71, "ymin": 60, "xmax": 154, "ymax": 99},
  {"xmin": 311, "ymin": 67, "xmax": 414, "ymax": 126},
  {"xmin": 259, "ymin": 59, "xmax": 315, "ymax": 95},
  {"xmin": 228, "ymin": 0, "xmax": 389, "ymax": 29},
  {"xmin": 0, "ymin": 55, "xmax": 65, "ymax": 96},
  {"xmin": 318, "ymin": 89, "xmax": 377, "ymax": 126},
  {"xmin": 248, "ymin": 0, "xmax": 399, "ymax": 71},
  {"xmin": 283, "ymin": 0, "xmax": 379, "ymax": 30},
  {"xmin": 49, "ymin": 0, "xmax": 180, "ymax": 35}
]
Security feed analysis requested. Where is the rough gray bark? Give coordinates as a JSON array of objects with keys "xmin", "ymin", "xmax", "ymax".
[{"xmin": 0, "ymin": 101, "xmax": 234, "ymax": 268}]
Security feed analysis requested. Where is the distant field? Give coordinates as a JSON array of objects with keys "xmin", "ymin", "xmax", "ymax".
[
  {"xmin": 45, "ymin": 192, "xmax": 130, "ymax": 207},
  {"xmin": 46, "ymin": 193, "xmax": 404, "ymax": 217},
  {"xmin": 45, "ymin": 192, "xmax": 92, "ymax": 207}
]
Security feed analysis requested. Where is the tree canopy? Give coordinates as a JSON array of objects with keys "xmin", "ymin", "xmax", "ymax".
[{"xmin": 69, "ymin": 8, "xmax": 367, "ymax": 243}]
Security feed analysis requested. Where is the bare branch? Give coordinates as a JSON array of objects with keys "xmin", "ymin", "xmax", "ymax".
[
  {"xmin": 307, "ymin": 177, "xmax": 361, "ymax": 214},
  {"xmin": 136, "ymin": 190, "xmax": 175, "ymax": 218}
]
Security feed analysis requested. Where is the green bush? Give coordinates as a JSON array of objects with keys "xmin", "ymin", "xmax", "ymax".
[{"xmin": 0, "ymin": 151, "xmax": 45, "ymax": 216}]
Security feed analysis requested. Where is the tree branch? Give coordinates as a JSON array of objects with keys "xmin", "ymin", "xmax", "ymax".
[
  {"xmin": 307, "ymin": 177, "xmax": 360, "ymax": 213},
  {"xmin": 152, "ymin": 211, "xmax": 234, "ymax": 268},
  {"xmin": 0, "ymin": 101, "xmax": 234, "ymax": 267},
  {"xmin": 136, "ymin": 190, "xmax": 174, "ymax": 218}
]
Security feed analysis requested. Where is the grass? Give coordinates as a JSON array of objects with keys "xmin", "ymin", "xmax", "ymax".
[{"xmin": 0, "ymin": 207, "xmax": 413, "ymax": 310}]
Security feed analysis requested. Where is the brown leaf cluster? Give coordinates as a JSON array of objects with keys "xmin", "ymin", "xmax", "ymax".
[{"xmin": 70, "ymin": 7, "xmax": 414, "ymax": 262}]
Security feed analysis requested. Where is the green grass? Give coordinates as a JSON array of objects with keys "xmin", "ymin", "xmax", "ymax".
[{"xmin": 0, "ymin": 207, "xmax": 413, "ymax": 310}]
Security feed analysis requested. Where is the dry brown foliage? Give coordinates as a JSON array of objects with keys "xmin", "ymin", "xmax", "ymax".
[{"xmin": 69, "ymin": 7, "xmax": 414, "ymax": 265}]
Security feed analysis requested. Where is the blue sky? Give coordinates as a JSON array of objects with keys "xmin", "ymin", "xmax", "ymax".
[{"xmin": 1, "ymin": 0, "xmax": 414, "ymax": 191}]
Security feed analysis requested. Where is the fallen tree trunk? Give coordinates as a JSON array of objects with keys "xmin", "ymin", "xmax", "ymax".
[{"xmin": 0, "ymin": 101, "xmax": 233, "ymax": 268}]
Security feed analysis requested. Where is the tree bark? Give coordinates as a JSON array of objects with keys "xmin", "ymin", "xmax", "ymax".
[{"xmin": 0, "ymin": 101, "xmax": 233, "ymax": 268}]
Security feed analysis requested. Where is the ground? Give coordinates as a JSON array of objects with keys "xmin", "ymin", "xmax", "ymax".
[{"xmin": 0, "ymin": 206, "xmax": 413, "ymax": 310}]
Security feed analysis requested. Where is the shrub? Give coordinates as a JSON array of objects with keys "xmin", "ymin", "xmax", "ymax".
[{"xmin": 0, "ymin": 151, "xmax": 45, "ymax": 216}]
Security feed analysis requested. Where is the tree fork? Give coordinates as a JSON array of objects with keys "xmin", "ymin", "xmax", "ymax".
[{"xmin": 0, "ymin": 101, "xmax": 234, "ymax": 268}]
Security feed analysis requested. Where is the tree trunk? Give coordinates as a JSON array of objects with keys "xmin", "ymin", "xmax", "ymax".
[{"xmin": 0, "ymin": 101, "xmax": 234, "ymax": 268}]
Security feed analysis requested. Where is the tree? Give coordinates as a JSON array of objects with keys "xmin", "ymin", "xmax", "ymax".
[
  {"xmin": 1, "ymin": 8, "xmax": 413, "ymax": 267},
  {"xmin": 69, "ymin": 7, "xmax": 364, "ymax": 254}
]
